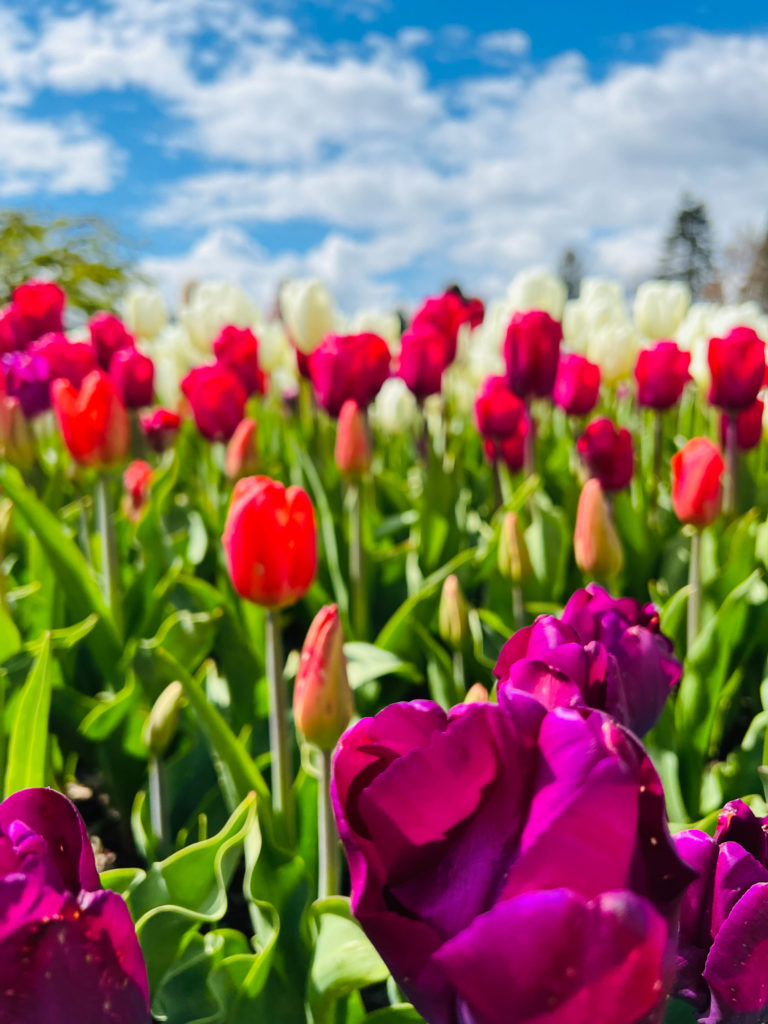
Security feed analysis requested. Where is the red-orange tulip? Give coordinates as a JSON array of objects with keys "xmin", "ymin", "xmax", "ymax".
[
  {"xmin": 222, "ymin": 475, "xmax": 316, "ymax": 607},
  {"xmin": 671, "ymin": 437, "xmax": 724, "ymax": 528},
  {"xmin": 293, "ymin": 603, "xmax": 353, "ymax": 749},
  {"xmin": 51, "ymin": 369, "xmax": 130, "ymax": 467},
  {"xmin": 334, "ymin": 399, "xmax": 371, "ymax": 476}
]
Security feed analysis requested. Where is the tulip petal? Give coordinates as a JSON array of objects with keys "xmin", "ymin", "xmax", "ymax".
[{"xmin": 704, "ymin": 882, "xmax": 768, "ymax": 1022}]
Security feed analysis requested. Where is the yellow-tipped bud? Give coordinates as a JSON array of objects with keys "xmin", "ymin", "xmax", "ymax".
[
  {"xmin": 498, "ymin": 511, "xmax": 532, "ymax": 584},
  {"xmin": 574, "ymin": 478, "xmax": 624, "ymax": 580},
  {"xmin": 438, "ymin": 574, "xmax": 470, "ymax": 651},
  {"xmin": 143, "ymin": 681, "xmax": 185, "ymax": 757},
  {"xmin": 293, "ymin": 604, "xmax": 354, "ymax": 750},
  {"xmin": 464, "ymin": 682, "xmax": 490, "ymax": 704}
]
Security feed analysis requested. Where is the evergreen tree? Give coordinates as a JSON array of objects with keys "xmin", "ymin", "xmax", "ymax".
[
  {"xmin": 740, "ymin": 223, "xmax": 768, "ymax": 309},
  {"xmin": 658, "ymin": 195, "xmax": 714, "ymax": 299}
]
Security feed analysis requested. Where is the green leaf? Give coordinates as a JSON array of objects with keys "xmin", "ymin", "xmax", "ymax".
[
  {"xmin": 0, "ymin": 603, "xmax": 22, "ymax": 663},
  {"xmin": 5, "ymin": 634, "xmax": 53, "ymax": 795},
  {"xmin": 361, "ymin": 1009, "xmax": 425, "ymax": 1024},
  {"xmin": 0, "ymin": 462, "xmax": 121, "ymax": 676},
  {"xmin": 663, "ymin": 997, "xmax": 699, "ymax": 1023},
  {"xmin": 343, "ymin": 643, "xmax": 419, "ymax": 689}
]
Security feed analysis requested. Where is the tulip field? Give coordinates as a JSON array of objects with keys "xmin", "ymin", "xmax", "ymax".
[{"xmin": 1, "ymin": 270, "xmax": 768, "ymax": 1024}]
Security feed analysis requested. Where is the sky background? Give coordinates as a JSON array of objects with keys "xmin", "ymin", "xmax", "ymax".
[{"xmin": 1, "ymin": 0, "xmax": 767, "ymax": 311}]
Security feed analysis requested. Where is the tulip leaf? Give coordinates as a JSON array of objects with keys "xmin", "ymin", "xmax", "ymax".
[
  {"xmin": 663, "ymin": 998, "xmax": 699, "ymax": 1023},
  {"xmin": 361, "ymin": 1009, "xmax": 425, "ymax": 1023},
  {"xmin": 343, "ymin": 642, "xmax": 419, "ymax": 689},
  {"xmin": 5, "ymin": 633, "xmax": 53, "ymax": 795},
  {"xmin": 0, "ymin": 461, "xmax": 122, "ymax": 676},
  {"xmin": 0, "ymin": 603, "xmax": 22, "ymax": 664},
  {"xmin": 308, "ymin": 897, "xmax": 389, "ymax": 1024}
]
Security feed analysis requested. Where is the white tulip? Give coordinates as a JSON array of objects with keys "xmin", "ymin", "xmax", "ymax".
[
  {"xmin": 370, "ymin": 376, "xmax": 418, "ymax": 435},
  {"xmin": 562, "ymin": 300, "xmax": 590, "ymax": 355},
  {"xmin": 586, "ymin": 321, "xmax": 640, "ymax": 385},
  {"xmin": 122, "ymin": 285, "xmax": 168, "ymax": 340},
  {"xmin": 506, "ymin": 267, "xmax": 567, "ymax": 321},
  {"xmin": 150, "ymin": 324, "xmax": 195, "ymax": 406},
  {"xmin": 257, "ymin": 320, "xmax": 295, "ymax": 374},
  {"xmin": 280, "ymin": 279, "xmax": 336, "ymax": 355},
  {"xmin": 347, "ymin": 309, "xmax": 402, "ymax": 351},
  {"xmin": 708, "ymin": 302, "xmax": 768, "ymax": 343},
  {"xmin": 579, "ymin": 278, "xmax": 625, "ymax": 308},
  {"xmin": 633, "ymin": 280, "xmax": 691, "ymax": 340},
  {"xmin": 179, "ymin": 282, "xmax": 260, "ymax": 357}
]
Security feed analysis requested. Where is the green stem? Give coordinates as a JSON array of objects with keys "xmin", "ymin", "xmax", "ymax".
[
  {"xmin": 266, "ymin": 608, "xmax": 295, "ymax": 846},
  {"xmin": 94, "ymin": 473, "xmax": 122, "ymax": 634},
  {"xmin": 317, "ymin": 748, "xmax": 338, "ymax": 900},
  {"xmin": 512, "ymin": 583, "xmax": 525, "ymax": 631},
  {"xmin": 452, "ymin": 649, "xmax": 466, "ymax": 701},
  {"xmin": 148, "ymin": 754, "xmax": 170, "ymax": 857},
  {"xmin": 723, "ymin": 413, "xmax": 738, "ymax": 516},
  {"xmin": 492, "ymin": 458, "xmax": 502, "ymax": 510},
  {"xmin": 348, "ymin": 481, "xmax": 367, "ymax": 639},
  {"xmin": 687, "ymin": 530, "xmax": 702, "ymax": 653},
  {"xmin": 650, "ymin": 409, "xmax": 663, "ymax": 515},
  {"xmin": 523, "ymin": 401, "xmax": 535, "ymax": 478}
]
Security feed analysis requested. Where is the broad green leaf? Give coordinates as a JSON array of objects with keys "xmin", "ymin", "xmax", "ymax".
[
  {"xmin": 361, "ymin": 1009, "xmax": 425, "ymax": 1024},
  {"xmin": 5, "ymin": 634, "xmax": 52, "ymax": 795},
  {"xmin": 0, "ymin": 603, "xmax": 21, "ymax": 663},
  {"xmin": 343, "ymin": 643, "xmax": 419, "ymax": 689},
  {"xmin": 79, "ymin": 675, "xmax": 138, "ymax": 741}
]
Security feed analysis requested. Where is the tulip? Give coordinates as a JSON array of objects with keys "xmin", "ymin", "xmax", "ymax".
[
  {"xmin": 12, "ymin": 279, "xmax": 65, "ymax": 343},
  {"xmin": 574, "ymin": 478, "xmax": 624, "ymax": 582},
  {"xmin": 708, "ymin": 326, "xmax": 765, "ymax": 412},
  {"xmin": 294, "ymin": 604, "xmax": 353, "ymax": 752},
  {"xmin": 122, "ymin": 459, "xmax": 152, "ymax": 521},
  {"xmin": 110, "ymin": 347, "xmax": 155, "ymax": 409},
  {"xmin": 463, "ymin": 682, "xmax": 490, "ymax": 703},
  {"xmin": 122, "ymin": 284, "xmax": 167, "ymax": 340},
  {"xmin": 498, "ymin": 510, "xmax": 531, "ymax": 629},
  {"xmin": 51, "ymin": 369, "xmax": 130, "ymax": 468},
  {"xmin": 633, "ymin": 280, "xmax": 691, "ymax": 339},
  {"xmin": 0, "ymin": 787, "xmax": 150, "ymax": 1023},
  {"xmin": 213, "ymin": 324, "xmax": 267, "ymax": 396},
  {"xmin": 674, "ymin": 800, "xmax": 768, "ymax": 1023},
  {"xmin": 143, "ymin": 680, "xmax": 185, "ymax": 850},
  {"xmin": 370, "ymin": 376, "xmax": 419, "ymax": 434},
  {"xmin": 140, "ymin": 407, "xmax": 181, "ymax": 452},
  {"xmin": 0, "ymin": 391, "xmax": 35, "ymax": 467},
  {"xmin": 89, "ymin": 312, "xmax": 135, "ymax": 370},
  {"xmin": 411, "ymin": 290, "xmax": 483, "ymax": 352},
  {"xmin": 577, "ymin": 418, "xmax": 634, "ymax": 492},
  {"xmin": 0, "ymin": 304, "xmax": 27, "ymax": 353},
  {"xmin": 280, "ymin": 278, "xmax": 335, "ymax": 355},
  {"xmin": 503, "ymin": 309, "xmax": 562, "ymax": 399},
  {"xmin": 225, "ymin": 417, "xmax": 258, "ymax": 481},
  {"xmin": 438, "ymin": 574, "xmax": 470, "ymax": 653},
  {"xmin": 506, "ymin": 268, "xmax": 567, "ymax": 321},
  {"xmin": 179, "ymin": 281, "xmax": 259, "ymax": 357},
  {"xmin": 2, "ymin": 351, "xmax": 51, "ymax": 417},
  {"xmin": 634, "ymin": 340, "xmax": 691, "ymax": 410},
  {"xmin": 396, "ymin": 324, "xmax": 452, "ymax": 400},
  {"xmin": 719, "ymin": 398, "xmax": 763, "ymax": 452},
  {"xmin": 671, "ymin": 438, "xmax": 724, "ymax": 529},
  {"xmin": 28, "ymin": 334, "xmax": 96, "ymax": 389},
  {"xmin": 483, "ymin": 414, "xmax": 530, "ymax": 474},
  {"xmin": 474, "ymin": 375, "xmax": 526, "ymax": 440},
  {"xmin": 308, "ymin": 333, "xmax": 391, "ymax": 416},
  {"xmin": 552, "ymin": 353, "xmax": 600, "ymax": 417},
  {"xmin": 181, "ymin": 364, "xmax": 247, "ymax": 442},
  {"xmin": 334, "ymin": 399, "xmax": 371, "ymax": 476},
  {"xmin": 332, "ymin": 694, "xmax": 694, "ymax": 1024}
]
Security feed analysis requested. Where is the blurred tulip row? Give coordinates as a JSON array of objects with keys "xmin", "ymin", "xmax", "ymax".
[{"xmin": 0, "ymin": 269, "xmax": 767, "ymax": 1024}]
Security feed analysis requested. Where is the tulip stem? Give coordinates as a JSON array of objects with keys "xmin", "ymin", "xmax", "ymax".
[
  {"xmin": 148, "ymin": 754, "xmax": 170, "ymax": 857},
  {"xmin": 650, "ymin": 410, "xmax": 663, "ymax": 514},
  {"xmin": 687, "ymin": 529, "xmax": 702, "ymax": 652},
  {"xmin": 452, "ymin": 649, "xmax": 466, "ymax": 699},
  {"xmin": 512, "ymin": 583, "xmax": 525, "ymax": 631},
  {"xmin": 94, "ymin": 473, "xmax": 122, "ymax": 635},
  {"xmin": 492, "ymin": 458, "xmax": 502, "ymax": 510},
  {"xmin": 523, "ymin": 401, "xmax": 535, "ymax": 477},
  {"xmin": 724, "ymin": 413, "xmax": 738, "ymax": 516},
  {"xmin": 266, "ymin": 609, "xmax": 295, "ymax": 847},
  {"xmin": 317, "ymin": 747, "xmax": 339, "ymax": 900},
  {"xmin": 348, "ymin": 481, "xmax": 367, "ymax": 639}
]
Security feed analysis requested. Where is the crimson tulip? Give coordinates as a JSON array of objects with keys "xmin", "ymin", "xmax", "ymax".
[
  {"xmin": 51, "ymin": 369, "xmax": 130, "ymax": 467},
  {"xmin": 109, "ymin": 347, "xmax": 155, "ymax": 409},
  {"xmin": 222, "ymin": 475, "xmax": 316, "ymax": 607},
  {"xmin": 396, "ymin": 324, "xmax": 452, "ymax": 400},
  {"xmin": 577, "ymin": 418, "xmax": 634, "ymax": 492},
  {"xmin": 12, "ymin": 280, "xmax": 65, "ymax": 343},
  {"xmin": 634, "ymin": 340, "xmax": 691, "ymax": 409},
  {"xmin": 308, "ymin": 333, "xmax": 390, "ymax": 416},
  {"xmin": 181, "ymin": 364, "xmax": 247, "ymax": 442},
  {"xmin": 708, "ymin": 327, "xmax": 765, "ymax": 411},
  {"xmin": 719, "ymin": 398, "xmax": 763, "ymax": 452},
  {"xmin": 483, "ymin": 414, "xmax": 530, "ymax": 473},
  {"xmin": 504, "ymin": 310, "xmax": 562, "ymax": 399},
  {"xmin": 552, "ymin": 353, "xmax": 600, "ymax": 416},
  {"xmin": 0, "ymin": 304, "xmax": 26, "ymax": 353},
  {"xmin": 28, "ymin": 334, "xmax": 96, "ymax": 388},
  {"xmin": 213, "ymin": 325, "xmax": 267, "ymax": 396},
  {"xmin": 89, "ymin": 313, "xmax": 135, "ymax": 370},
  {"xmin": 140, "ymin": 407, "xmax": 181, "ymax": 452},
  {"xmin": 411, "ymin": 290, "xmax": 483, "ymax": 357},
  {"xmin": 671, "ymin": 437, "xmax": 724, "ymax": 528},
  {"xmin": 474, "ymin": 375, "xmax": 526, "ymax": 440}
]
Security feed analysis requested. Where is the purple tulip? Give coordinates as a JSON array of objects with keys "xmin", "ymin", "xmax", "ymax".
[
  {"xmin": 0, "ymin": 788, "xmax": 150, "ymax": 1023},
  {"xmin": 332, "ymin": 693, "xmax": 694, "ymax": 1024},
  {"xmin": 2, "ymin": 351, "xmax": 52, "ymax": 418},
  {"xmin": 560, "ymin": 584, "xmax": 682, "ymax": 736},
  {"xmin": 675, "ymin": 800, "xmax": 768, "ymax": 1023}
]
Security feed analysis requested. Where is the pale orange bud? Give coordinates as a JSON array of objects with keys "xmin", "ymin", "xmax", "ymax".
[
  {"xmin": 335, "ymin": 399, "xmax": 371, "ymax": 476},
  {"xmin": 464, "ymin": 683, "xmax": 490, "ymax": 704},
  {"xmin": 0, "ymin": 394, "xmax": 35, "ymax": 467},
  {"xmin": 574, "ymin": 477, "xmax": 624, "ymax": 580},
  {"xmin": 438, "ymin": 574, "xmax": 470, "ymax": 651},
  {"xmin": 225, "ymin": 417, "xmax": 258, "ymax": 481},
  {"xmin": 293, "ymin": 604, "xmax": 354, "ymax": 750},
  {"xmin": 498, "ymin": 511, "xmax": 531, "ymax": 584}
]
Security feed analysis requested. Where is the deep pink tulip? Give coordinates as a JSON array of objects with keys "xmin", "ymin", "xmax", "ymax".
[
  {"xmin": 308, "ymin": 332, "xmax": 390, "ymax": 416},
  {"xmin": 12, "ymin": 280, "xmax": 65, "ymax": 343},
  {"xmin": 109, "ymin": 347, "xmax": 155, "ymax": 409},
  {"xmin": 181, "ymin": 364, "xmax": 247, "ymax": 442},
  {"xmin": 504, "ymin": 310, "xmax": 562, "ymax": 399},
  {"xmin": 474, "ymin": 375, "xmax": 526, "ymax": 440},
  {"xmin": 89, "ymin": 313, "xmax": 135, "ymax": 370},
  {"xmin": 213, "ymin": 325, "xmax": 267, "ymax": 397},
  {"xmin": 719, "ymin": 398, "xmax": 764, "ymax": 452},
  {"xmin": 577, "ymin": 418, "xmax": 634, "ymax": 492},
  {"xmin": 634, "ymin": 340, "xmax": 691, "ymax": 410},
  {"xmin": 553, "ymin": 353, "xmax": 601, "ymax": 416},
  {"xmin": 708, "ymin": 327, "xmax": 765, "ymax": 411}
]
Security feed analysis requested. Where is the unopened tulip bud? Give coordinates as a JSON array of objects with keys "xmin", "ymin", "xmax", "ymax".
[
  {"xmin": 225, "ymin": 417, "xmax": 258, "ymax": 481},
  {"xmin": 122, "ymin": 459, "xmax": 152, "ymax": 522},
  {"xmin": 143, "ymin": 681, "xmax": 185, "ymax": 757},
  {"xmin": 335, "ymin": 399, "xmax": 371, "ymax": 476},
  {"xmin": 574, "ymin": 478, "xmax": 624, "ymax": 580},
  {"xmin": 464, "ymin": 682, "xmax": 489, "ymax": 704},
  {"xmin": 0, "ymin": 393, "xmax": 35, "ymax": 467},
  {"xmin": 498, "ymin": 511, "xmax": 531, "ymax": 584},
  {"xmin": 438, "ymin": 574, "xmax": 470, "ymax": 651},
  {"xmin": 293, "ymin": 604, "xmax": 354, "ymax": 750}
]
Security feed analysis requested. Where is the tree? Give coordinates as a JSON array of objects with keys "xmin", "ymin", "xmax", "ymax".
[
  {"xmin": 0, "ymin": 211, "xmax": 135, "ymax": 319},
  {"xmin": 658, "ymin": 195, "xmax": 715, "ymax": 299},
  {"xmin": 558, "ymin": 248, "xmax": 583, "ymax": 300},
  {"xmin": 739, "ymin": 223, "xmax": 768, "ymax": 309}
]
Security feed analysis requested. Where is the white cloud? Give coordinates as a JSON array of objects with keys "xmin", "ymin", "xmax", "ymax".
[{"xmin": 476, "ymin": 29, "xmax": 531, "ymax": 59}]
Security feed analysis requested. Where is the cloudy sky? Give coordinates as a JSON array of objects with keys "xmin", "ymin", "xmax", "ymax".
[{"xmin": 1, "ymin": 0, "xmax": 767, "ymax": 310}]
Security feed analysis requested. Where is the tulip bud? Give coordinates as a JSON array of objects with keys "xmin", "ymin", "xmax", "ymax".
[
  {"xmin": 464, "ymin": 682, "xmax": 489, "ymax": 704},
  {"xmin": 122, "ymin": 460, "xmax": 152, "ymax": 522},
  {"xmin": 225, "ymin": 417, "xmax": 259, "ymax": 481},
  {"xmin": 498, "ymin": 511, "xmax": 531, "ymax": 584},
  {"xmin": 142, "ymin": 681, "xmax": 185, "ymax": 757},
  {"xmin": 0, "ymin": 393, "xmax": 35, "ymax": 467},
  {"xmin": 438, "ymin": 574, "xmax": 470, "ymax": 651},
  {"xmin": 293, "ymin": 604, "xmax": 354, "ymax": 750},
  {"xmin": 334, "ymin": 399, "xmax": 371, "ymax": 476},
  {"xmin": 671, "ymin": 437, "xmax": 724, "ymax": 528},
  {"xmin": 574, "ymin": 478, "xmax": 624, "ymax": 580}
]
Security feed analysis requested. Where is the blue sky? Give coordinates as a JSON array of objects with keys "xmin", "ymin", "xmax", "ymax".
[{"xmin": 0, "ymin": 0, "xmax": 767, "ymax": 311}]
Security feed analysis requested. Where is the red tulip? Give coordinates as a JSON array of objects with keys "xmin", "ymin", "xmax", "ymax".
[
  {"xmin": 123, "ymin": 459, "xmax": 152, "ymax": 520},
  {"xmin": 51, "ymin": 369, "xmax": 130, "ymax": 467},
  {"xmin": 13, "ymin": 280, "xmax": 65, "ymax": 343},
  {"xmin": 222, "ymin": 475, "xmax": 316, "ymax": 607},
  {"xmin": 552, "ymin": 354, "xmax": 601, "ymax": 416},
  {"xmin": 504, "ymin": 310, "xmax": 562, "ymax": 399},
  {"xmin": 411, "ymin": 291, "xmax": 483, "ymax": 355},
  {"xmin": 335, "ymin": 398, "xmax": 371, "ymax": 476},
  {"xmin": 213, "ymin": 325, "xmax": 267, "ymax": 397},
  {"xmin": 0, "ymin": 305, "xmax": 26, "ymax": 353},
  {"xmin": 474, "ymin": 375, "xmax": 526, "ymax": 440},
  {"xmin": 708, "ymin": 327, "xmax": 765, "ymax": 411},
  {"xmin": 225, "ymin": 417, "xmax": 259, "ymax": 480},
  {"xmin": 308, "ymin": 333, "xmax": 390, "ymax": 416},
  {"xmin": 671, "ymin": 437, "xmax": 724, "ymax": 527},
  {"xmin": 577, "ymin": 418, "xmax": 634, "ymax": 492},
  {"xmin": 140, "ymin": 407, "xmax": 181, "ymax": 452},
  {"xmin": 28, "ymin": 333, "xmax": 96, "ymax": 388},
  {"xmin": 181, "ymin": 364, "xmax": 247, "ymax": 441},
  {"xmin": 634, "ymin": 340, "xmax": 691, "ymax": 409},
  {"xmin": 293, "ymin": 603, "xmax": 353, "ymax": 749},
  {"xmin": 110, "ymin": 347, "xmax": 155, "ymax": 409},
  {"xmin": 396, "ymin": 325, "xmax": 452, "ymax": 400},
  {"xmin": 89, "ymin": 313, "xmax": 135, "ymax": 370},
  {"xmin": 720, "ymin": 398, "xmax": 764, "ymax": 452},
  {"xmin": 483, "ymin": 414, "xmax": 531, "ymax": 472}
]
